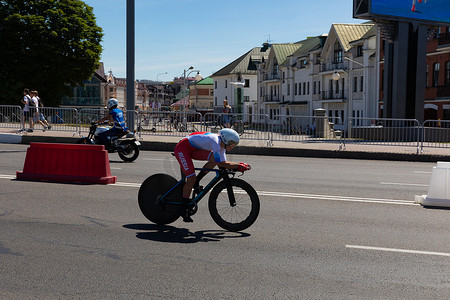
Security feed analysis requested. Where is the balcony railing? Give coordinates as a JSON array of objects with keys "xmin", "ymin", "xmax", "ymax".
[
  {"xmin": 437, "ymin": 85, "xmax": 450, "ymax": 97},
  {"xmin": 262, "ymin": 95, "xmax": 281, "ymax": 102},
  {"xmin": 438, "ymin": 32, "xmax": 450, "ymax": 46},
  {"xmin": 263, "ymin": 73, "xmax": 281, "ymax": 81},
  {"xmin": 320, "ymin": 61, "xmax": 348, "ymax": 72},
  {"xmin": 321, "ymin": 90, "xmax": 348, "ymax": 101}
]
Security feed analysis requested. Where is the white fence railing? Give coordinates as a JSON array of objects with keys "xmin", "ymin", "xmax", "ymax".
[{"xmin": 1, "ymin": 105, "xmax": 450, "ymax": 152}]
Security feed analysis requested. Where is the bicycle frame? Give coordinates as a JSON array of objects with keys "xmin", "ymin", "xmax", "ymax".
[{"xmin": 158, "ymin": 167, "xmax": 237, "ymax": 206}]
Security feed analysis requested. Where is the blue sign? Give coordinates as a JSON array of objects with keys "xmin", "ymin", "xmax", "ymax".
[{"xmin": 355, "ymin": 0, "xmax": 450, "ymax": 25}]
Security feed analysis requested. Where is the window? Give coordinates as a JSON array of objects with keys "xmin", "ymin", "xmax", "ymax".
[
  {"xmin": 215, "ymin": 81, "xmax": 217, "ymax": 89},
  {"xmin": 445, "ymin": 61, "xmax": 450, "ymax": 85},
  {"xmin": 335, "ymin": 80, "xmax": 339, "ymax": 93},
  {"xmin": 360, "ymin": 76, "xmax": 364, "ymax": 92},
  {"xmin": 353, "ymin": 77, "xmax": 358, "ymax": 92},
  {"xmin": 225, "ymin": 80, "xmax": 228, "ymax": 88},
  {"xmin": 357, "ymin": 45, "xmax": 363, "ymax": 57},
  {"xmin": 307, "ymin": 82, "xmax": 310, "ymax": 95},
  {"xmin": 334, "ymin": 41, "xmax": 343, "ymax": 63},
  {"xmin": 287, "ymin": 83, "xmax": 290, "ymax": 95},
  {"xmin": 244, "ymin": 96, "xmax": 250, "ymax": 102},
  {"xmin": 244, "ymin": 79, "xmax": 250, "ymax": 87},
  {"xmin": 318, "ymin": 81, "xmax": 321, "ymax": 93},
  {"xmin": 294, "ymin": 83, "xmax": 298, "ymax": 95},
  {"xmin": 425, "ymin": 64, "xmax": 428, "ymax": 87},
  {"xmin": 433, "ymin": 63, "xmax": 440, "ymax": 87},
  {"xmin": 313, "ymin": 81, "xmax": 317, "ymax": 94},
  {"xmin": 303, "ymin": 82, "xmax": 306, "ymax": 95}
]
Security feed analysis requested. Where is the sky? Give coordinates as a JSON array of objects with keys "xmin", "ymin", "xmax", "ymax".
[{"xmin": 82, "ymin": 0, "xmax": 365, "ymax": 82}]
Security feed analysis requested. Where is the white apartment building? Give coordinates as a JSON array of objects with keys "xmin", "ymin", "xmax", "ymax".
[
  {"xmin": 211, "ymin": 47, "xmax": 269, "ymax": 121},
  {"xmin": 318, "ymin": 23, "xmax": 377, "ymax": 129},
  {"xmin": 256, "ymin": 23, "xmax": 377, "ymax": 131}
]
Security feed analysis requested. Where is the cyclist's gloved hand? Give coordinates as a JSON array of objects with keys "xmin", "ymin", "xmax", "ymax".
[{"xmin": 237, "ymin": 162, "xmax": 251, "ymax": 172}]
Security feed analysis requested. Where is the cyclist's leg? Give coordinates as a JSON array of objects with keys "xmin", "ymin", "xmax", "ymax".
[{"xmin": 174, "ymin": 139, "xmax": 197, "ymax": 198}]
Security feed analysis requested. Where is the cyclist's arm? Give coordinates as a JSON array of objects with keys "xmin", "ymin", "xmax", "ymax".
[{"xmin": 216, "ymin": 161, "xmax": 246, "ymax": 170}]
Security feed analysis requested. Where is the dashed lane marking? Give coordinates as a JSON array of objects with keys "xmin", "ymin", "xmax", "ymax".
[{"xmin": 346, "ymin": 245, "xmax": 450, "ymax": 257}]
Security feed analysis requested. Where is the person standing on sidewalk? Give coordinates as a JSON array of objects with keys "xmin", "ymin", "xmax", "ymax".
[{"xmin": 21, "ymin": 88, "xmax": 33, "ymax": 132}]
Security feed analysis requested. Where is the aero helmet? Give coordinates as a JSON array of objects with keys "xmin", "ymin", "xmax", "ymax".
[
  {"xmin": 107, "ymin": 98, "xmax": 119, "ymax": 109},
  {"xmin": 219, "ymin": 128, "xmax": 240, "ymax": 146}
]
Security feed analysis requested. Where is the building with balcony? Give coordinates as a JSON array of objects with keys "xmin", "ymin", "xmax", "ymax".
[
  {"xmin": 211, "ymin": 46, "xmax": 269, "ymax": 120},
  {"xmin": 318, "ymin": 23, "xmax": 377, "ymax": 128},
  {"xmin": 257, "ymin": 42, "xmax": 302, "ymax": 122}
]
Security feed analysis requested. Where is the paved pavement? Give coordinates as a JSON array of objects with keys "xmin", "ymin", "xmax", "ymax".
[{"xmin": 1, "ymin": 126, "xmax": 449, "ymax": 162}]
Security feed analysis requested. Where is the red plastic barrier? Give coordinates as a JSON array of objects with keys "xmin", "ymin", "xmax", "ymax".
[{"xmin": 16, "ymin": 142, "xmax": 117, "ymax": 184}]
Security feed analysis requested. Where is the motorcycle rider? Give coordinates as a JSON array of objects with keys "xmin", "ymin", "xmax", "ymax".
[{"xmin": 94, "ymin": 98, "xmax": 128, "ymax": 148}]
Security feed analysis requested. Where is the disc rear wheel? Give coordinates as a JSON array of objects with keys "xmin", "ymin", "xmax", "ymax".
[{"xmin": 138, "ymin": 174, "xmax": 181, "ymax": 225}]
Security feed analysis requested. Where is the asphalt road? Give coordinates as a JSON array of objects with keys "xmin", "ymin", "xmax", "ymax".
[{"xmin": 1, "ymin": 144, "xmax": 449, "ymax": 299}]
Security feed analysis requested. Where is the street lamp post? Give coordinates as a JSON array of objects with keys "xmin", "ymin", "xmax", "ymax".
[
  {"xmin": 182, "ymin": 66, "xmax": 202, "ymax": 126},
  {"xmin": 332, "ymin": 69, "xmax": 351, "ymax": 136},
  {"xmin": 156, "ymin": 72, "xmax": 167, "ymax": 110}
]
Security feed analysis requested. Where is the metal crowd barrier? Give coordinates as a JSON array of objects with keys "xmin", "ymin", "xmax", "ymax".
[
  {"xmin": 0, "ymin": 105, "xmax": 22, "ymax": 129},
  {"xmin": 268, "ymin": 115, "xmax": 344, "ymax": 144},
  {"xmin": 1, "ymin": 104, "xmax": 450, "ymax": 152},
  {"xmin": 136, "ymin": 110, "xmax": 203, "ymax": 138},
  {"xmin": 346, "ymin": 117, "xmax": 421, "ymax": 153},
  {"xmin": 422, "ymin": 120, "xmax": 450, "ymax": 149}
]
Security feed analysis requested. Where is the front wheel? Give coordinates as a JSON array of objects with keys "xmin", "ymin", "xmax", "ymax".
[
  {"xmin": 118, "ymin": 140, "xmax": 139, "ymax": 162},
  {"xmin": 208, "ymin": 178, "xmax": 260, "ymax": 232},
  {"xmin": 138, "ymin": 174, "xmax": 181, "ymax": 225}
]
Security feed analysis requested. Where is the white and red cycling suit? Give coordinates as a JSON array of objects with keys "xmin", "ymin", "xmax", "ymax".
[{"xmin": 174, "ymin": 132, "xmax": 226, "ymax": 178}]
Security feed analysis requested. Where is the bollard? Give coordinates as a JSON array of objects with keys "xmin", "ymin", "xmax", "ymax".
[{"xmin": 415, "ymin": 161, "xmax": 450, "ymax": 207}]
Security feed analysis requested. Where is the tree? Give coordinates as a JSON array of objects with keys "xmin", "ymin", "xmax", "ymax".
[{"xmin": 0, "ymin": 0, "xmax": 103, "ymax": 106}]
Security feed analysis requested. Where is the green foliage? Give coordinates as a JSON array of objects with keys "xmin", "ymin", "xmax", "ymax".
[{"xmin": 0, "ymin": 0, "xmax": 103, "ymax": 106}]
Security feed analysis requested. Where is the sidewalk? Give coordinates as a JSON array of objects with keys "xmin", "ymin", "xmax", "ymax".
[{"xmin": 1, "ymin": 127, "xmax": 449, "ymax": 162}]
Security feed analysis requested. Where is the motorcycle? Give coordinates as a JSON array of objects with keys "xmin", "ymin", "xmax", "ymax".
[{"xmin": 77, "ymin": 123, "xmax": 140, "ymax": 162}]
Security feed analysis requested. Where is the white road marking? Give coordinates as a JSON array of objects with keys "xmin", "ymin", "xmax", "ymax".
[
  {"xmin": 254, "ymin": 191, "xmax": 416, "ymax": 205},
  {"xmin": 110, "ymin": 167, "xmax": 122, "ymax": 170},
  {"xmin": 380, "ymin": 182, "xmax": 428, "ymax": 187},
  {"xmin": 1, "ymin": 174, "xmax": 417, "ymax": 206},
  {"xmin": 346, "ymin": 245, "xmax": 450, "ymax": 257}
]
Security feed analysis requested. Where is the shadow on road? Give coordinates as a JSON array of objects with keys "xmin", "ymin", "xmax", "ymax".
[{"xmin": 123, "ymin": 223, "xmax": 250, "ymax": 243}]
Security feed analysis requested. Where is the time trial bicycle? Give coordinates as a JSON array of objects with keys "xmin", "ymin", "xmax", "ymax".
[{"xmin": 138, "ymin": 167, "xmax": 260, "ymax": 232}]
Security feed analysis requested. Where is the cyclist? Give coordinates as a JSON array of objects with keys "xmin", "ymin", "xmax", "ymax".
[
  {"xmin": 95, "ymin": 98, "xmax": 128, "ymax": 148},
  {"xmin": 174, "ymin": 128, "xmax": 251, "ymax": 222}
]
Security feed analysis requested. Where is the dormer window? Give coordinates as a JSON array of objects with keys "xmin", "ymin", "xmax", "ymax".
[
  {"xmin": 334, "ymin": 41, "xmax": 343, "ymax": 64},
  {"xmin": 357, "ymin": 45, "xmax": 363, "ymax": 57}
]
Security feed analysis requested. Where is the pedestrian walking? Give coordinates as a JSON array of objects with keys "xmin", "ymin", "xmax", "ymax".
[
  {"xmin": 31, "ymin": 91, "xmax": 51, "ymax": 131},
  {"xmin": 20, "ymin": 88, "xmax": 33, "ymax": 132}
]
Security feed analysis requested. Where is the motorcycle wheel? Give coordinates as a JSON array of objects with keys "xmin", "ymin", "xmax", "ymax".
[
  {"xmin": 138, "ymin": 174, "xmax": 181, "ymax": 225},
  {"xmin": 118, "ymin": 140, "xmax": 139, "ymax": 162}
]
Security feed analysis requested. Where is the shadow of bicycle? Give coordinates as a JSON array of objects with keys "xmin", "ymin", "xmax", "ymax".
[{"xmin": 123, "ymin": 223, "xmax": 250, "ymax": 243}]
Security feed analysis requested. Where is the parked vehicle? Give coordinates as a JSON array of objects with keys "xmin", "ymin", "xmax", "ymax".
[{"xmin": 77, "ymin": 123, "xmax": 140, "ymax": 162}]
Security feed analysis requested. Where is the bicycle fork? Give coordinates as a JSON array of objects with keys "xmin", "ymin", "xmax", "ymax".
[{"xmin": 223, "ymin": 174, "xmax": 237, "ymax": 207}]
